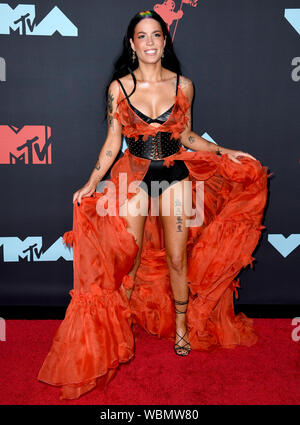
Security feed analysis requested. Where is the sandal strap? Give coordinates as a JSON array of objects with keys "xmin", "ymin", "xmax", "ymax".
[
  {"xmin": 174, "ymin": 308, "xmax": 187, "ymax": 314},
  {"xmin": 174, "ymin": 298, "xmax": 189, "ymax": 314},
  {"xmin": 174, "ymin": 333, "xmax": 191, "ymax": 353},
  {"xmin": 174, "ymin": 298, "xmax": 189, "ymax": 305},
  {"xmin": 175, "ymin": 330, "xmax": 190, "ymax": 347}
]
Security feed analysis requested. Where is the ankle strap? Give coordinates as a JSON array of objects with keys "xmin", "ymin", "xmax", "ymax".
[
  {"xmin": 174, "ymin": 298, "xmax": 189, "ymax": 314},
  {"xmin": 174, "ymin": 299, "xmax": 189, "ymax": 305}
]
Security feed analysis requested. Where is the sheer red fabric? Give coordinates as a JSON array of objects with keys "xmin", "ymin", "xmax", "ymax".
[
  {"xmin": 37, "ymin": 81, "xmax": 270, "ymax": 400},
  {"xmin": 113, "ymin": 82, "xmax": 190, "ymax": 141}
]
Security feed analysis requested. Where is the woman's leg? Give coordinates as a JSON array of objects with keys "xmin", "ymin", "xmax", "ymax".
[
  {"xmin": 119, "ymin": 187, "xmax": 149, "ymax": 300},
  {"xmin": 158, "ymin": 176, "xmax": 192, "ymax": 355}
]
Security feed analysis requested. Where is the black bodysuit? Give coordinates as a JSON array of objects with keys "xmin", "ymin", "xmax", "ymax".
[{"xmin": 116, "ymin": 73, "xmax": 189, "ymax": 197}]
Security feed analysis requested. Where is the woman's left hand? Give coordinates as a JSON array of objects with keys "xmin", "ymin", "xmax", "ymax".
[{"xmin": 224, "ymin": 149, "xmax": 257, "ymax": 164}]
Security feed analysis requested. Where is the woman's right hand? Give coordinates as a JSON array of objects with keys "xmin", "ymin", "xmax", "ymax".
[{"xmin": 73, "ymin": 180, "xmax": 98, "ymax": 205}]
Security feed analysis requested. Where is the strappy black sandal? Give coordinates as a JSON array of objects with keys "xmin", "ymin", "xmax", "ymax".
[{"xmin": 173, "ymin": 298, "xmax": 191, "ymax": 357}]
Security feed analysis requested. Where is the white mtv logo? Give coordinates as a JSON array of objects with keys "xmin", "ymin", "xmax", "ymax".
[
  {"xmin": 285, "ymin": 9, "xmax": 300, "ymax": 35},
  {"xmin": 268, "ymin": 234, "xmax": 300, "ymax": 257},
  {"xmin": 0, "ymin": 57, "xmax": 5, "ymax": 81},
  {"xmin": 0, "ymin": 236, "xmax": 73, "ymax": 262},
  {"xmin": 0, "ymin": 4, "xmax": 78, "ymax": 36}
]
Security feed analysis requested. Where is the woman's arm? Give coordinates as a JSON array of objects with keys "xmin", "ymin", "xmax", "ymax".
[
  {"xmin": 179, "ymin": 77, "xmax": 256, "ymax": 164},
  {"xmin": 88, "ymin": 80, "xmax": 123, "ymax": 185},
  {"xmin": 73, "ymin": 80, "xmax": 123, "ymax": 204}
]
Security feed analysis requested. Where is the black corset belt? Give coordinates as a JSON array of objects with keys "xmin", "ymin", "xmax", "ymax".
[{"xmin": 125, "ymin": 132, "xmax": 182, "ymax": 160}]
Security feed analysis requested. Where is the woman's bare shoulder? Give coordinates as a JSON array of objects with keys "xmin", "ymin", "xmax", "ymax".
[
  {"xmin": 179, "ymin": 74, "xmax": 194, "ymax": 90},
  {"xmin": 109, "ymin": 75, "xmax": 132, "ymax": 96},
  {"xmin": 116, "ymin": 74, "xmax": 132, "ymax": 87},
  {"xmin": 114, "ymin": 72, "xmax": 193, "ymax": 94},
  {"xmin": 179, "ymin": 74, "xmax": 194, "ymax": 104}
]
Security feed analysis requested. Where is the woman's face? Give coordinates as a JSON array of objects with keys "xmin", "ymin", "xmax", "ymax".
[{"xmin": 130, "ymin": 18, "xmax": 166, "ymax": 63}]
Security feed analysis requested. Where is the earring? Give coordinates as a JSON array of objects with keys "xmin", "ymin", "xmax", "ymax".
[{"xmin": 132, "ymin": 50, "xmax": 136, "ymax": 62}]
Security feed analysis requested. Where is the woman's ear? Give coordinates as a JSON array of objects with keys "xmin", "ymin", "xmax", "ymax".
[{"xmin": 129, "ymin": 38, "xmax": 135, "ymax": 51}]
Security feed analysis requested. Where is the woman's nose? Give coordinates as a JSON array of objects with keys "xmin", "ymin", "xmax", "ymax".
[{"xmin": 146, "ymin": 37, "xmax": 154, "ymax": 45}]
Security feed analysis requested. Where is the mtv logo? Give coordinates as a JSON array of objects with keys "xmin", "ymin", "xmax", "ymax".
[
  {"xmin": 268, "ymin": 234, "xmax": 300, "ymax": 257},
  {"xmin": 0, "ymin": 125, "xmax": 52, "ymax": 164},
  {"xmin": 0, "ymin": 57, "xmax": 5, "ymax": 81},
  {"xmin": 0, "ymin": 236, "xmax": 73, "ymax": 262},
  {"xmin": 284, "ymin": 9, "xmax": 300, "ymax": 35},
  {"xmin": 0, "ymin": 4, "xmax": 78, "ymax": 36}
]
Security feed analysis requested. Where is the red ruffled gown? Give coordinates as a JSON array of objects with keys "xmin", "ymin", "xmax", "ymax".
[{"xmin": 37, "ymin": 82, "xmax": 271, "ymax": 400}]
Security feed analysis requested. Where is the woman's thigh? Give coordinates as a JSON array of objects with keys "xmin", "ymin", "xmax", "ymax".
[
  {"xmin": 158, "ymin": 176, "xmax": 193, "ymax": 258},
  {"xmin": 119, "ymin": 187, "xmax": 149, "ymax": 249}
]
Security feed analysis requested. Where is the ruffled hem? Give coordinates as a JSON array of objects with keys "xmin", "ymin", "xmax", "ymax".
[
  {"xmin": 37, "ymin": 283, "xmax": 134, "ymax": 399},
  {"xmin": 37, "ymin": 192, "xmax": 140, "ymax": 400},
  {"xmin": 38, "ymin": 146, "xmax": 270, "ymax": 399}
]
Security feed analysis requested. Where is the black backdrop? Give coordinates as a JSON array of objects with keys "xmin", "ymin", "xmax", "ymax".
[{"xmin": 0, "ymin": 0, "xmax": 299, "ymax": 315}]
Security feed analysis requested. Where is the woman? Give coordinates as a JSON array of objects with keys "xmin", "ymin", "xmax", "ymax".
[{"xmin": 38, "ymin": 10, "xmax": 269, "ymax": 400}]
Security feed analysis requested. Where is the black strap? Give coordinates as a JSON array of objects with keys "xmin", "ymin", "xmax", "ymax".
[
  {"xmin": 176, "ymin": 73, "xmax": 179, "ymax": 95},
  {"xmin": 116, "ymin": 78, "xmax": 130, "ymax": 101}
]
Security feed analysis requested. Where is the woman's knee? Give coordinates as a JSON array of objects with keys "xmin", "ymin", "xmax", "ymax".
[{"xmin": 166, "ymin": 251, "xmax": 187, "ymax": 272}]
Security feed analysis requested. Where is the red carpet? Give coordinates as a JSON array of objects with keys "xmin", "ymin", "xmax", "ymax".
[{"xmin": 1, "ymin": 319, "xmax": 300, "ymax": 405}]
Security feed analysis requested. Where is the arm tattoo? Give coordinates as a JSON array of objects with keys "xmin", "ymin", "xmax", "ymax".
[
  {"xmin": 94, "ymin": 159, "xmax": 101, "ymax": 170},
  {"xmin": 179, "ymin": 75, "xmax": 192, "ymax": 90},
  {"xmin": 106, "ymin": 150, "xmax": 112, "ymax": 157},
  {"xmin": 108, "ymin": 114, "xmax": 113, "ymax": 128},
  {"xmin": 108, "ymin": 92, "xmax": 113, "ymax": 113},
  {"xmin": 216, "ymin": 147, "xmax": 222, "ymax": 156},
  {"xmin": 188, "ymin": 135, "xmax": 195, "ymax": 144},
  {"xmin": 107, "ymin": 91, "xmax": 114, "ymax": 128}
]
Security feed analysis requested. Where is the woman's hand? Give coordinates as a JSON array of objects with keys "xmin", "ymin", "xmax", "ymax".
[
  {"xmin": 223, "ymin": 148, "xmax": 257, "ymax": 165},
  {"xmin": 72, "ymin": 179, "xmax": 98, "ymax": 205}
]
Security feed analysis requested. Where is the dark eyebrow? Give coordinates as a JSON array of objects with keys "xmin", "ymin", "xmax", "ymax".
[{"xmin": 136, "ymin": 30, "xmax": 161, "ymax": 34}]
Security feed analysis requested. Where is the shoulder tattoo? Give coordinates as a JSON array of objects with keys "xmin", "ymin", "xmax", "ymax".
[{"xmin": 179, "ymin": 75, "xmax": 193, "ymax": 90}]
